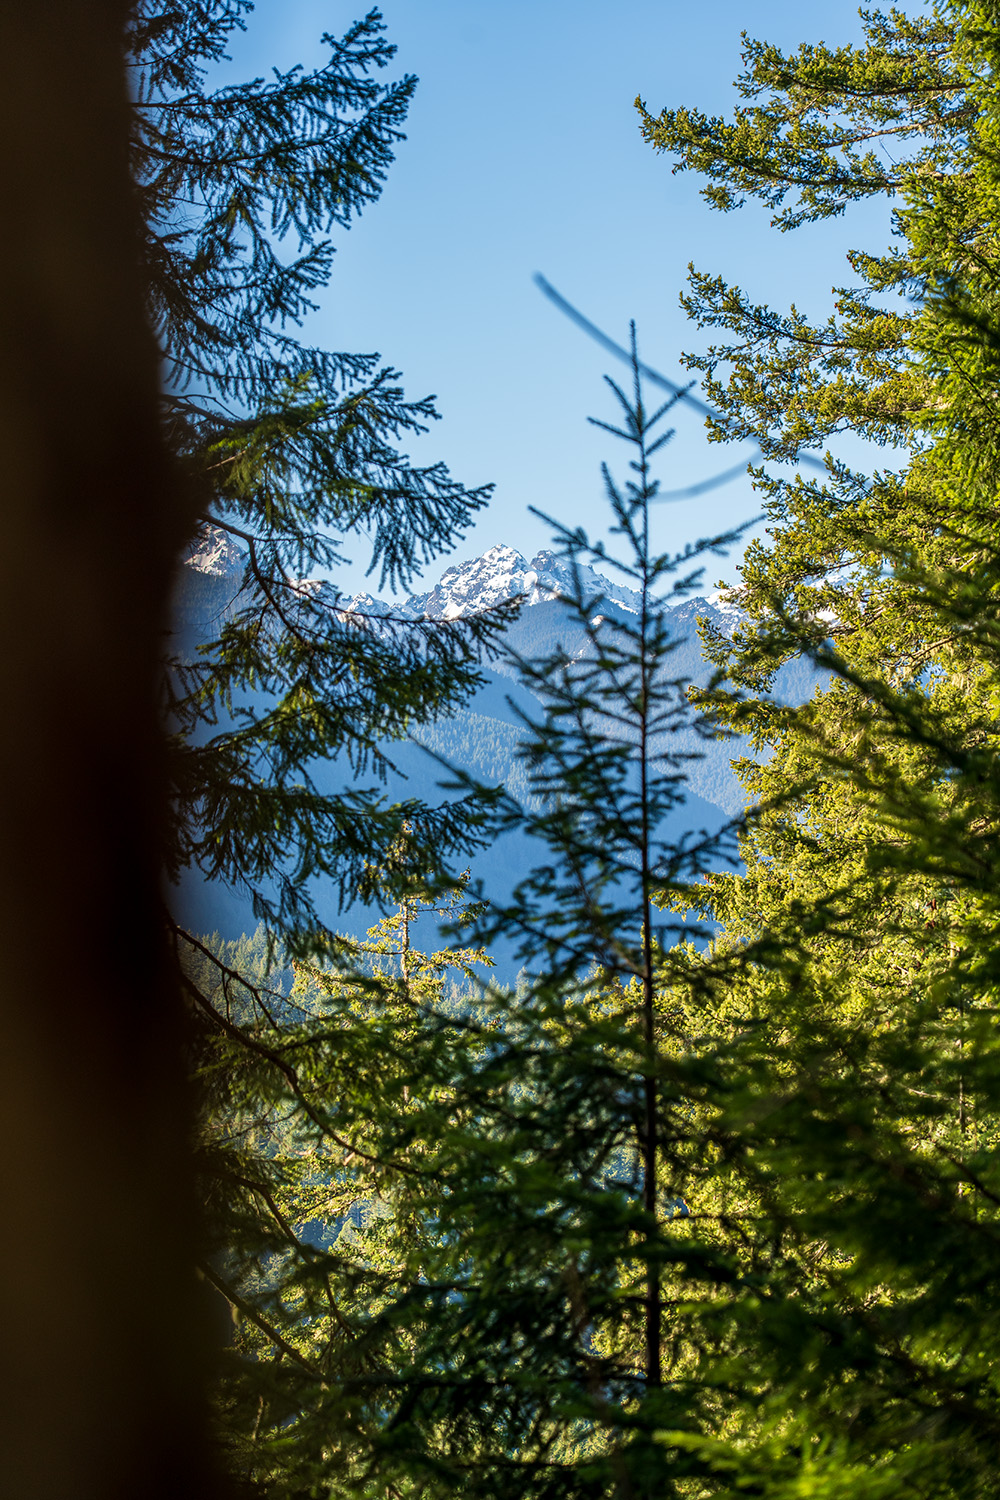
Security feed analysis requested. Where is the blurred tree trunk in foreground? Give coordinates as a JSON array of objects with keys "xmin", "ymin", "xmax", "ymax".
[{"xmin": 0, "ymin": 4, "xmax": 216, "ymax": 1495}]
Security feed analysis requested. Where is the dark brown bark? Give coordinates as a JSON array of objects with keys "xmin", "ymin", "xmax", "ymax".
[{"xmin": 0, "ymin": 5, "xmax": 216, "ymax": 1495}]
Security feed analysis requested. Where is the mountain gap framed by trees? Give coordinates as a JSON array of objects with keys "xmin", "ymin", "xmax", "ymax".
[
  {"xmin": 26, "ymin": 0, "xmax": 1000, "ymax": 1493},
  {"xmin": 167, "ymin": 1, "xmax": 1000, "ymax": 1493}
]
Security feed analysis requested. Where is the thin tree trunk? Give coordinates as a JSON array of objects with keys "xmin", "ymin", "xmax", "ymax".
[
  {"xmin": 637, "ymin": 447, "xmax": 661, "ymax": 1393},
  {"xmin": 642, "ymin": 957, "xmax": 661, "ymax": 1388}
]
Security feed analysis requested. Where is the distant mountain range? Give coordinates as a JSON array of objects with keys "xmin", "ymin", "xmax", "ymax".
[
  {"xmin": 178, "ymin": 529, "xmax": 738, "ymax": 627},
  {"xmin": 171, "ymin": 528, "xmax": 823, "ymax": 971}
]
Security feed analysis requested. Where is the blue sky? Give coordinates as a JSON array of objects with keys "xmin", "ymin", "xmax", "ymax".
[{"xmin": 220, "ymin": 2, "xmax": 898, "ymax": 597}]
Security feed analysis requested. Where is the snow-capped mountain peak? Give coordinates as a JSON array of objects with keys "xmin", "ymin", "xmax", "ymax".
[
  {"xmin": 403, "ymin": 543, "xmax": 646, "ymax": 620},
  {"xmin": 526, "ymin": 550, "xmax": 643, "ymax": 615},
  {"xmin": 181, "ymin": 523, "xmax": 246, "ymax": 579},
  {"xmin": 405, "ymin": 544, "xmax": 530, "ymax": 619}
]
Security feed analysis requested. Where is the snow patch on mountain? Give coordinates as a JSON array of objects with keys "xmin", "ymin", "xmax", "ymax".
[
  {"xmin": 335, "ymin": 590, "xmax": 417, "ymax": 622},
  {"xmin": 181, "ymin": 523, "xmax": 246, "ymax": 578},
  {"xmin": 528, "ymin": 550, "xmax": 643, "ymax": 615},
  {"xmin": 706, "ymin": 587, "xmax": 742, "ymax": 618}
]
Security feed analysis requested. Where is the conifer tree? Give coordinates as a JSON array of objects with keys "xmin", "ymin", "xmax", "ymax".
[
  {"xmin": 128, "ymin": 2, "xmax": 516, "ymax": 1486},
  {"xmin": 134, "ymin": 4, "xmax": 1000, "ymax": 1494},
  {"xmin": 330, "ymin": 338, "xmax": 743, "ymax": 1499},
  {"xmin": 192, "ymin": 869, "xmax": 496, "ymax": 1496},
  {"xmin": 630, "ymin": 5, "xmax": 1000, "ymax": 1493},
  {"xmin": 129, "ymin": 0, "xmax": 513, "ymax": 946}
]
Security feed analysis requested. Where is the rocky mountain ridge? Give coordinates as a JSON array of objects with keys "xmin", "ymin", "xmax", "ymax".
[{"xmin": 182, "ymin": 527, "xmax": 743, "ymax": 633}]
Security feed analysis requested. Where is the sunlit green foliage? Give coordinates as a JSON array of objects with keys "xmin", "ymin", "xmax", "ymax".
[
  {"xmin": 637, "ymin": 4, "xmax": 1000, "ymax": 1494},
  {"xmin": 192, "ymin": 873, "xmax": 495, "ymax": 1496}
]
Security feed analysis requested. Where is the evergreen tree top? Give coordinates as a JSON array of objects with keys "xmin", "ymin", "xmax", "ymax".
[
  {"xmin": 638, "ymin": 9, "xmax": 965, "ymax": 233},
  {"xmin": 128, "ymin": 3, "xmax": 413, "ymax": 409}
]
